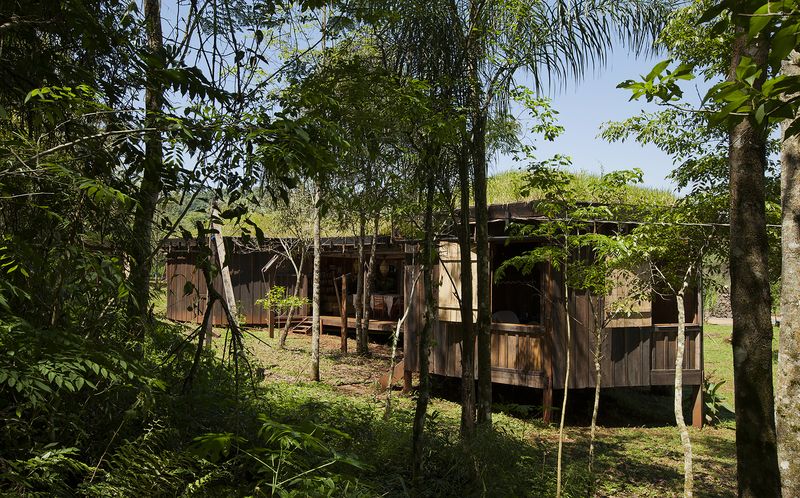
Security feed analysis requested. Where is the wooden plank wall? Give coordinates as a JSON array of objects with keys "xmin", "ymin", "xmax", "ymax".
[
  {"xmin": 606, "ymin": 266, "xmax": 652, "ymax": 327},
  {"xmin": 437, "ymin": 241, "xmax": 477, "ymax": 323},
  {"xmin": 607, "ymin": 327, "xmax": 651, "ymax": 387},
  {"xmin": 165, "ymin": 253, "xmax": 206, "ymax": 323},
  {"xmin": 651, "ymin": 327, "xmax": 698, "ymax": 369},
  {"xmin": 166, "ymin": 249, "xmax": 304, "ymax": 326},
  {"xmin": 548, "ymin": 276, "xmax": 597, "ymax": 390},
  {"xmin": 427, "ymin": 321, "xmax": 548, "ymax": 388},
  {"xmin": 401, "ymin": 245, "xmax": 705, "ymax": 391}
]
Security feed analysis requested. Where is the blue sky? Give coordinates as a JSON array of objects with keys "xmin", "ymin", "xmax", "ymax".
[{"xmin": 491, "ymin": 49, "xmax": 695, "ymax": 192}]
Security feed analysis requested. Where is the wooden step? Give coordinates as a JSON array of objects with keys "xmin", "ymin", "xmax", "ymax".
[
  {"xmin": 291, "ymin": 318, "xmax": 313, "ymax": 335},
  {"xmin": 379, "ymin": 359, "xmax": 406, "ymax": 390}
]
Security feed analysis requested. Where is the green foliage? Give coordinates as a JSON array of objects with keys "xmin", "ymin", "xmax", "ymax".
[
  {"xmin": 0, "ymin": 447, "xmax": 92, "ymax": 495},
  {"xmin": 618, "ymin": 0, "xmax": 800, "ymax": 135},
  {"xmin": 496, "ymin": 163, "xmax": 647, "ymax": 306},
  {"xmin": 257, "ymin": 286, "xmax": 311, "ymax": 315},
  {"xmin": 191, "ymin": 416, "xmax": 370, "ymax": 496},
  {"xmin": 704, "ymin": 376, "xmax": 728, "ymax": 426}
]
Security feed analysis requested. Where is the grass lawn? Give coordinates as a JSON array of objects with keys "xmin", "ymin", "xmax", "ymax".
[
  {"xmin": 203, "ymin": 324, "xmax": 744, "ymax": 497},
  {"xmin": 703, "ymin": 323, "xmax": 779, "ymax": 410}
]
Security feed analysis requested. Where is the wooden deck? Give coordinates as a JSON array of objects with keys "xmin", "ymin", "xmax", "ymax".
[{"xmin": 320, "ymin": 316, "xmax": 398, "ymax": 333}]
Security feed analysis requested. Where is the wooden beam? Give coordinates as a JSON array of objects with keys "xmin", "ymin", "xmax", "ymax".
[
  {"xmin": 542, "ymin": 377, "xmax": 553, "ymax": 424},
  {"xmin": 650, "ymin": 369, "xmax": 703, "ymax": 385},
  {"xmin": 542, "ymin": 264, "xmax": 553, "ymax": 423},
  {"xmin": 211, "ymin": 204, "xmax": 239, "ymax": 333}
]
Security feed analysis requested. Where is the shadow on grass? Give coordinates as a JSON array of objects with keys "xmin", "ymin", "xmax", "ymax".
[{"xmin": 429, "ymin": 375, "xmax": 721, "ymax": 428}]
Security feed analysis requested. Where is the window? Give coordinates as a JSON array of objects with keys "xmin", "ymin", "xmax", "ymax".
[{"xmin": 491, "ymin": 243, "xmax": 542, "ymax": 324}]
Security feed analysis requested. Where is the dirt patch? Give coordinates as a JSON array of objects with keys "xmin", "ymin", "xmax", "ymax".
[{"xmin": 240, "ymin": 328, "xmax": 402, "ymax": 397}]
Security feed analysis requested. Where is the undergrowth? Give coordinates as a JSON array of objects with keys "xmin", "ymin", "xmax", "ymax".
[{"xmin": 1, "ymin": 315, "xmax": 606, "ymax": 497}]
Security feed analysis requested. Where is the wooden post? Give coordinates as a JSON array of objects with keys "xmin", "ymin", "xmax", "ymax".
[
  {"xmin": 340, "ymin": 274, "xmax": 348, "ymax": 353},
  {"xmin": 211, "ymin": 204, "xmax": 239, "ymax": 331},
  {"xmin": 543, "ymin": 379, "xmax": 553, "ymax": 424},
  {"xmin": 268, "ymin": 310, "xmax": 275, "ymax": 339},
  {"xmin": 691, "ymin": 383, "xmax": 704, "ymax": 429}
]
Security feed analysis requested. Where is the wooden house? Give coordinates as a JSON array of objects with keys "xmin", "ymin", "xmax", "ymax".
[
  {"xmin": 164, "ymin": 236, "xmax": 407, "ymax": 333},
  {"xmin": 164, "ymin": 201, "xmax": 704, "ymax": 426},
  {"xmin": 401, "ymin": 202, "xmax": 704, "ymax": 426}
]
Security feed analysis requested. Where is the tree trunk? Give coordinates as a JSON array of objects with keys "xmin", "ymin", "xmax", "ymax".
[
  {"xmin": 279, "ymin": 250, "xmax": 306, "ymax": 349},
  {"xmin": 727, "ymin": 26, "xmax": 781, "ymax": 497},
  {"xmin": 466, "ymin": 0, "xmax": 492, "ymax": 429},
  {"xmin": 385, "ymin": 270, "xmax": 421, "ymax": 418},
  {"xmin": 777, "ymin": 50, "xmax": 800, "ymax": 496},
  {"xmin": 128, "ymin": 0, "xmax": 164, "ymax": 328},
  {"xmin": 457, "ymin": 143, "xmax": 476, "ymax": 439},
  {"xmin": 675, "ymin": 283, "xmax": 694, "ymax": 497},
  {"xmin": 412, "ymin": 157, "xmax": 436, "ymax": 480},
  {"xmin": 360, "ymin": 214, "xmax": 379, "ymax": 355},
  {"xmin": 472, "ymin": 105, "xmax": 492, "ymax": 428},
  {"xmin": 355, "ymin": 212, "xmax": 366, "ymax": 352},
  {"xmin": 588, "ymin": 299, "xmax": 602, "ymax": 487},
  {"xmin": 556, "ymin": 259, "xmax": 571, "ymax": 498},
  {"xmin": 310, "ymin": 184, "xmax": 321, "ymax": 382}
]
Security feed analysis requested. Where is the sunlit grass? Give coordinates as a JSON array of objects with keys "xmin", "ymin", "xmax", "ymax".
[
  {"xmin": 703, "ymin": 322, "xmax": 779, "ymax": 410},
  {"xmin": 487, "ymin": 169, "xmax": 676, "ymax": 206}
]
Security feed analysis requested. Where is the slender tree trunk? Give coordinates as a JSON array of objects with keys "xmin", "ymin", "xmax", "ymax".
[
  {"xmin": 279, "ymin": 250, "xmax": 306, "ymax": 349},
  {"xmin": 777, "ymin": 51, "xmax": 800, "ymax": 496},
  {"xmin": 457, "ymin": 143, "xmax": 476, "ymax": 439},
  {"xmin": 355, "ymin": 212, "xmax": 366, "ymax": 352},
  {"xmin": 727, "ymin": 26, "xmax": 781, "ymax": 497},
  {"xmin": 588, "ymin": 300, "xmax": 602, "ymax": 486},
  {"xmin": 310, "ymin": 184, "xmax": 321, "ymax": 382},
  {"xmin": 675, "ymin": 283, "xmax": 694, "ymax": 497},
  {"xmin": 413, "ymin": 158, "xmax": 436, "ymax": 480},
  {"xmin": 472, "ymin": 101, "xmax": 492, "ymax": 428},
  {"xmin": 360, "ymin": 214, "xmax": 379, "ymax": 355},
  {"xmin": 128, "ymin": 0, "xmax": 164, "ymax": 327},
  {"xmin": 385, "ymin": 270, "xmax": 421, "ymax": 418},
  {"xmin": 556, "ymin": 257, "xmax": 571, "ymax": 498},
  {"xmin": 465, "ymin": 0, "xmax": 492, "ymax": 429}
]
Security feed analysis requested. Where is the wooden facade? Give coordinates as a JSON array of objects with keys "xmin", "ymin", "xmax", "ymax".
[
  {"xmin": 402, "ymin": 202, "xmax": 705, "ymax": 424},
  {"xmin": 164, "ymin": 201, "xmax": 705, "ymax": 425},
  {"xmin": 164, "ymin": 237, "xmax": 405, "ymax": 328},
  {"xmin": 165, "ymin": 238, "xmax": 308, "ymax": 326}
]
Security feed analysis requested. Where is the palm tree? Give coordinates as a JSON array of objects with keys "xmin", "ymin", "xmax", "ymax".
[{"xmin": 367, "ymin": 0, "xmax": 670, "ymax": 485}]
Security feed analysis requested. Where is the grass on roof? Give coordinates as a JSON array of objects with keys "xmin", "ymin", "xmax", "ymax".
[
  {"xmin": 166, "ymin": 169, "xmax": 675, "ymax": 239},
  {"xmin": 487, "ymin": 169, "xmax": 676, "ymax": 206}
]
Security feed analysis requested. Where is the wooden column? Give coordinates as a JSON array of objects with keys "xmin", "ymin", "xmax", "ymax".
[
  {"xmin": 340, "ymin": 274, "xmax": 348, "ymax": 353},
  {"xmin": 691, "ymin": 383, "xmax": 704, "ymax": 429},
  {"xmin": 204, "ymin": 288, "xmax": 213, "ymax": 348},
  {"xmin": 268, "ymin": 310, "xmax": 275, "ymax": 339}
]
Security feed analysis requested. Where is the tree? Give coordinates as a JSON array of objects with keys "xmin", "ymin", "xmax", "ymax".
[
  {"xmin": 627, "ymin": 200, "xmax": 719, "ymax": 498},
  {"xmin": 618, "ymin": 1, "xmax": 786, "ymax": 492},
  {"xmin": 264, "ymin": 187, "xmax": 315, "ymax": 348},
  {"xmin": 779, "ymin": 50, "xmax": 800, "ymax": 495},
  {"xmin": 311, "ymin": 183, "xmax": 322, "ymax": 382},
  {"xmin": 127, "ymin": 0, "xmax": 165, "ymax": 326}
]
